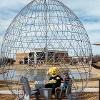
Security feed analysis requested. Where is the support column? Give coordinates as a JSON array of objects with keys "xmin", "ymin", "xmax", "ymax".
[
  {"xmin": 34, "ymin": 51, "xmax": 37, "ymax": 64},
  {"xmin": 28, "ymin": 53, "xmax": 30, "ymax": 65},
  {"xmin": 53, "ymin": 52, "xmax": 55, "ymax": 64}
]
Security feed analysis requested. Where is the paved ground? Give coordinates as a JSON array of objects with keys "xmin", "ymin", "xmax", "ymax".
[
  {"xmin": 0, "ymin": 92, "xmax": 99, "ymax": 100},
  {"xmin": 0, "ymin": 88, "xmax": 99, "ymax": 100},
  {"xmin": 0, "ymin": 88, "xmax": 99, "ymax": 94}
]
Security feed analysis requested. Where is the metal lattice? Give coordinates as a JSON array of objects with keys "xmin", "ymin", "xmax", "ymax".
[{"xmin": 1, "ymin": 0, "xmax": 92, "ymax": 96}]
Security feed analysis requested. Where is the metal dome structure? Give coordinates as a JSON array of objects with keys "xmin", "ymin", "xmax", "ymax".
[{"xmin": 1, "ymin": 0, "xmax": 92, "ymax": 96}]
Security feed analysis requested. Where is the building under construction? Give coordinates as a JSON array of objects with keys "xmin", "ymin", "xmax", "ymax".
[{"xmin": 15, "ymin": 48, "xmax": 70, "ymax": 65}]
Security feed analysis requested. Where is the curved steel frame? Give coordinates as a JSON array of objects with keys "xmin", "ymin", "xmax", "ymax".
[{"xmin": 1, "ymin": 0, "xmax": 92, "ymax": 96}]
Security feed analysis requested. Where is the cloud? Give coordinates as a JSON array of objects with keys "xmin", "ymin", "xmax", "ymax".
[
  {"xmin": 92, "ymin": 45, "xmax": 100, "ymax": 55},
  {"xmin": 0, "ymin": 0, "xmax": 30, "ymax": 35},
  {"xmin": 0, "ymin": 0, "xmax": 29, "ymax": 8},
  {"xmin": 62, "ymin": 0, "xmax": 100, "ymax": 16},
  {"xmin": 84, "ymin": 23, "xmax": 100, "ymax": 31},
  {"xmin": 0, "ymin": 18, "xmax": 12, "ymax": 36}
]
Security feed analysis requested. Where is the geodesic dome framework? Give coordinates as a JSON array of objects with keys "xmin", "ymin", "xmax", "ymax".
[{"xmin": 1, "ymin": 0, "xmax": 92, "ymax": 95}]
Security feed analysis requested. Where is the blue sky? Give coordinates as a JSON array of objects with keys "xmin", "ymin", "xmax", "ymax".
[{"xmin": 0, "ymin": 0, "xmax": 100, "ymax": 55}]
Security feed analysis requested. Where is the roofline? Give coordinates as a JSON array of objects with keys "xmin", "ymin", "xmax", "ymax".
[{"xmin": 93, "ymin": 43, "xmax": 100, "ymax": 46}]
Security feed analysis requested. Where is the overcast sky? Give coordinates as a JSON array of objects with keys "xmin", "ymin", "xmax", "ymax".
[{"xmin": 0, "ymin": 0, "xmax": 100, "ymax": 55}]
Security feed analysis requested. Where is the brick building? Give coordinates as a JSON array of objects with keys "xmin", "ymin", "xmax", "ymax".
[{"xmin": 15, "ymin": 48, "xmax": 70, "ymax": 65}]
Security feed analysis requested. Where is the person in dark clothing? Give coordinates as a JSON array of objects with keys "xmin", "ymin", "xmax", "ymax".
[
  {"xmin": 61, "ymin": 72, "xmax": 72, "ymax": 98},
  {"xmin": 45, "ymin": 75, "xmax": 63, "ymax": 94},
  {"xmin": 45, "ymin": 67, "xmax": 63, "ymax": 99},
  {"xmin": 62, "ymin": 73, "xmax": 70, "ymax": 89}
]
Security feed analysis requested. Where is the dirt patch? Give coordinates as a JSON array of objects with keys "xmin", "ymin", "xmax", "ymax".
[
  {"xmin": 75, "ymin": 92, "xmax": 99, "ymax": 100},
  {"xmin": 0, "ymin": 92, "xmax": 99, "ymax": 100},
  {"xmin": 0, "ymin": 94, "xmax": 17, "ymax": 100}
]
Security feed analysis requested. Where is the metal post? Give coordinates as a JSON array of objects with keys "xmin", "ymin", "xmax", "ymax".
[
  {"xmin": 28, "ymin": 53, "xmax": 29, "ymax": 65},
  {"xmin": 44, "ymin": 0, "xmax": 48, "ymax": 64},
  {"xmin": 98, "ymin": 79, "xmax": 100, "ymax": 100},
  {"xmin": 34, "ymin": 51, "xmax": 37, "ymax": 64}
]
